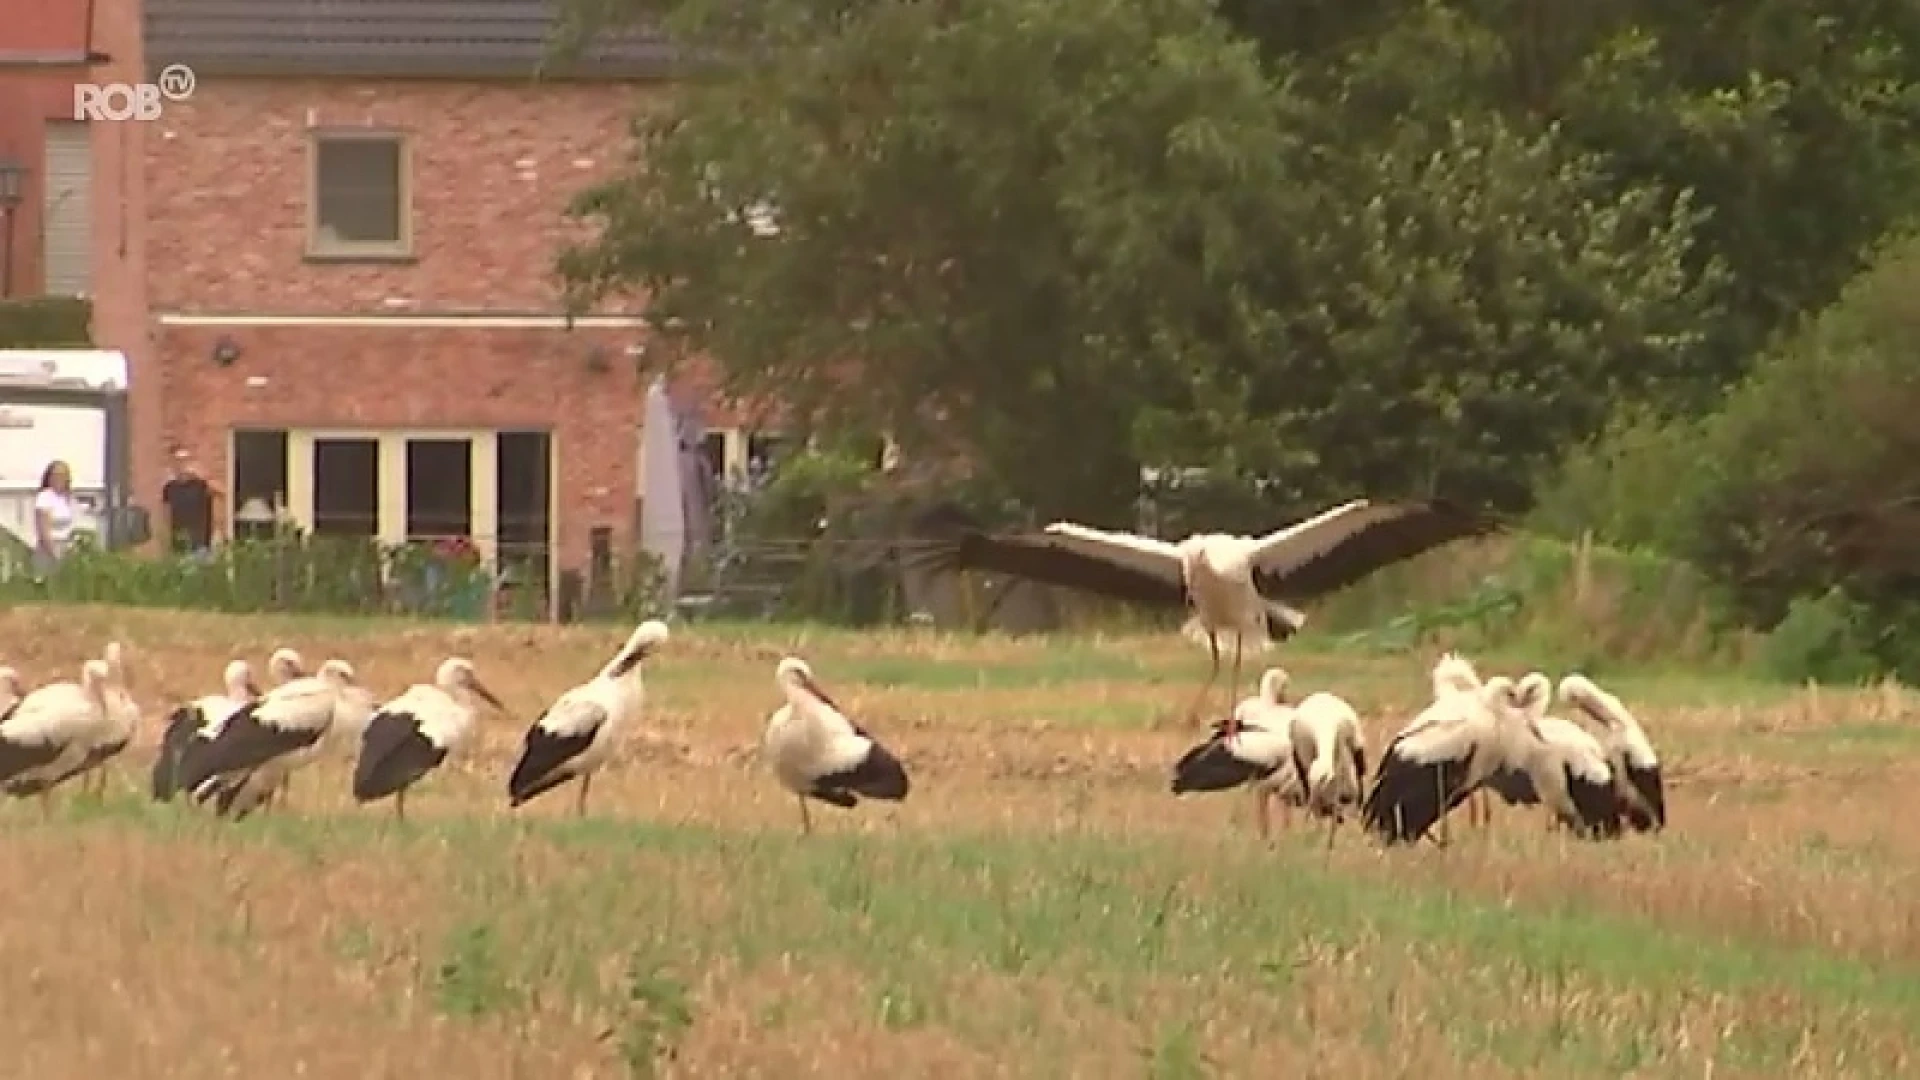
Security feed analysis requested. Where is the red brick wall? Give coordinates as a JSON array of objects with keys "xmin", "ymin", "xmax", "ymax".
[
  {"xmin": 0, "ymin": 0, "xmax": 98, "ymax": 295},
  {"xmin": 159, "ymin": 324, "xmax": 641, "ymax": 568},
  {"xmin": 0, "ymin": 77, "xmax": 81, "ymax": 296},
  {"xmin": 126, "ymin": 75, "xmax": 675, "ymax": 569},
  {"xmin": 146, "ymin": 77, "xmax": 666, "ymax": 314}
]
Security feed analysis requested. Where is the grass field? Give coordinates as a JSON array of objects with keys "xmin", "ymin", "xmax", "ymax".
[{"xmin": 2, "ymin": 604, "xmax": 1918, "ymax": 1078}]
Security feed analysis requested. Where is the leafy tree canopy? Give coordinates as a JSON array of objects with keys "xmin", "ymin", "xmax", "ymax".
[{"xmin": 561, "ymin": 0, "xmax": 1731, "ymax": 522}]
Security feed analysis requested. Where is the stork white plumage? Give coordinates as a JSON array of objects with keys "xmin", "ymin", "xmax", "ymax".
[
  {"xmin": 1363, "ymin": 675, "xmax": 1520, "ymax": 845},
  {"xmin": 1170, "ymin": 667, "xmax": 1300, "ymax": 838},
  {"xmin": 181, "ymin": 647, "xmax": 306, "ymax": 811},
  {"xmin": 508, "ymin": 620, "xmax": 670, "ymax": 817},
  {"xmin": 910, "ymin": 499, "xmax": 1494, "ymax": 735},
  {"xmin": 354, "ymin": 657, "xmax": 504, "ymax": 821},
  {"xmin": 1288, "ymin": 690, "xmax": 1369, "ymax": 849},
  {"xmin": 762, "ymin": 656, "xmax": 910, "ymax": 834},
  {"xmin": 0, "ymin": 666, "xmax": 21, "ymax": 719},
  {"xmin": 1500, "ymin": 673, "xmax": 1624, "ymax": 839},
  {"xmin": 1417, "ymin": 651, "xmax": 1499, "ymax": 831},
  {"xmin": 1364, "ymin": 673, "xmax": 1623, "ymax": 844},
  {"xmin": 153, "ymin": 659, "xmax": 263, "ymax": 801},
  {"xmin": 0, "ymin": 659, "xmax": 113, "ymax": 816},
  {"xmin": 1559, "ymin": 674, "xmax": 1665, "ymax": 833},
  {"xmin": 74, "ymin": 641, "xmax": 142, "ymax": 797},
  {"xmin": 177, "ymin": 659, "xmax": 358, "ymax": 820}
]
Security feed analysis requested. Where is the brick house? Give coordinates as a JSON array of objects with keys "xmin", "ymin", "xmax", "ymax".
[
  {"xmin": 0, "ymin": 0, "xmax": 102, "ymax": 300},
  {"xmin": 83, "ymin": 0, "xmax": 771, "ymax": 603}
]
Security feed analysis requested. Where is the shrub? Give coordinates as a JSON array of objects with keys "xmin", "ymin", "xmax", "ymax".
[
  {"xmin": 0, "ymin": 532, "xmax": 497, "ymax": 620},
  {"xmin": 0, "ymin": 296, "xmax": 91, "ymax": 347},
  {"xmin": 1533, "ymin": 228, "xmax": 1920, "ymax": 679}
]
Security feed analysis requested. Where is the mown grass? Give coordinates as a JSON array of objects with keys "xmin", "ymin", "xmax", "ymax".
[{"xmin": 1, "ymin": 604, "xmax": 1918, "ymax": 1077}]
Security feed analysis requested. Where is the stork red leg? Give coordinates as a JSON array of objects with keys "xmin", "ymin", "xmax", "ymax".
[
  {"xmin": 1225, "ymin": 634, "xmax": 1245, "ymax": 735},
  {"xmin": 1184, "ymin": 634, "xmax": 1222, "ymax": 730}
]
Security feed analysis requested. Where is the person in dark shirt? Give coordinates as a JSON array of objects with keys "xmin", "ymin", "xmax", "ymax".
[{"xmin": 161, "ymin": 449, "xmax": 215, "ymax": 554}]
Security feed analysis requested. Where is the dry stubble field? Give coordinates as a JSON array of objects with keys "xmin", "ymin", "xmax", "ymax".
[{"xmin": 2, "ymin": 605, "xmax": 1919, "ymax": 1079}]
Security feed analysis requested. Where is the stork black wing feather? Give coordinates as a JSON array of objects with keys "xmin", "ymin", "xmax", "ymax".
[
  {"xmin": 900, "ymin": 529, "xmax": 1188, "ymax": 611},
  {"xmin": 174, "ymin": 701, "xmax": 325, "ymax": 794},
  {"xmin": 1254, "ymin": 500, "xmax": 1500, "ymax": 603}
]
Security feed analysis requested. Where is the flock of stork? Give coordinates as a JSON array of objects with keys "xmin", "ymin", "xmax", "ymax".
[
  {"xmin": 0, "ymin": 619, "xmax": 909, "ymax": 831},
  {"xmin": 1170, "ymin": 651, "xmax": 1666, "ymax": 848},
  {"xmin": 0, "ymin": 497, "xmax": 1663, "ymax": 845}
]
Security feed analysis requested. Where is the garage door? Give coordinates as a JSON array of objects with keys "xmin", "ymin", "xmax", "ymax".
[{"xmin": 41, "ymin": 121, "xmax": 91, "ymax": 297}]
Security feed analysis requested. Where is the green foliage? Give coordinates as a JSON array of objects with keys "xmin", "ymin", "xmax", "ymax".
[
  {"xmin": 1542, "ymin": 230, "xmax": 1920, "ymax": 680},
  {"xmin": 1528, "ymin": 407, "xmax": 1708, "ymax": 552},
  {"xmin": 717, "ymin": 450, "xmax": 909, "ymax": 624},
  {"xmin": 1757, "ymin": 589, "xmax": 1882, "ymax": 685},
  {"xmin": 1317, "ymin": 533, "xmax": 1730, "ymax": 672},
  {"xmin": 1229, "ymin": 0, "xmax": 1920, "ymax": 390},
  {"xmin": 0, "ymin": 533, "xmax": 494, "ymax": 619},
  {"xmin": 0, "ymin": 296, "xmax": 91, "ymax": 347},
  {"xmin": 561, "ymin": 0, "xmax": 1726, "ymax": 523}
]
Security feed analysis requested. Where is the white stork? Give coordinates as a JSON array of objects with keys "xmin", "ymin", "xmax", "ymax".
[
  {"xmin": 1170, "ymin": 667, "xmax": 1301, "ymax": 838},
  {"xmin": 0, "ymin": 659, "xmax": 113, "ymax": 816},
  {"xmin": 1413, "ymin": 651, "xmax": 1503, "ymax": 830},
  {"xmin": 152, "ymin": 659, "xmax": 263, "ymax": 802},
  {"xmin": 908, "ymin": 499, "xmax": 1494, "ymax": 733},
  {"xmin": 508, "ymin": 620, "xmax": 670, "ymax": 817},
  {"xmin": 1288, "ymin": 690, "xmax": 1369, "ymax": 849},
  {"xmin": 762, "ymin": 656, "xmax": 910, "ymax": 833},
  {"xmin": 181, "ymin": 647, "xmax": 305, "ymax": 811},
  {"xmin": 1364, "ymin": 673, "xmax": 1622, "ymax": 844},
  {"xmin": 1500, "ymin": 672, "xmax": 1624, "ymax": 838},
  {"xmin": 1559, "ymin": 674, "xmax": 1665, "ymax": 832},
  {"xmin": 177, "ymin": 659, "xmax": 358, "ymax": 820},
  {"xmin": 354, "ymin": 657, "xmax": 504, "ymax": 821},
  {"xmin": 70, "ymin": 641, "xmax": 142, "ymax": 797}
]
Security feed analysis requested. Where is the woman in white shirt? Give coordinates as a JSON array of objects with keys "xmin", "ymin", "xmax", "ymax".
[{"xmin": 32, "ymin": 460, "xmax": 76, "ymax": 578}]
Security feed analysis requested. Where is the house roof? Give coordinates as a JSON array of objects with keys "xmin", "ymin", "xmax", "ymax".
[{"xmin": 144, "ymin": 0, "xmax": 676, "ymax": 81}]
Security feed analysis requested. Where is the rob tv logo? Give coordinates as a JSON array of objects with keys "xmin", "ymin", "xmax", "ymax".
[{"xmin": 73, "ymin": 64, "xmax": 196, "ymax": 122}]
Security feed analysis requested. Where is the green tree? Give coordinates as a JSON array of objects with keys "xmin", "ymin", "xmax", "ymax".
[
  {"xmin": 1222, "ymin": 0, "xmax": 1920, "ymax": 396},
  {"xmin": 560, "ymin": 0, "xmax": 1725, "ymax": 524},
  {"xmin": 561, "ymin": 0, "xmax": 1312, "ymax": 524}
]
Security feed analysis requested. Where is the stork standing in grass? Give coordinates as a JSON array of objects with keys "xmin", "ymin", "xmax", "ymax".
[
  {"xmin": 1418, "ymin": 651, "xmax": 1500, "ymax": 830},
  {"xmin": 1170, "ymin": 667, "xmax": 1302, "ymax": 838},
  {"xmin": 177, "ymin": 659, "xmax": 358, "ymax": 820},
  {"xmin": 1378, "ymin": 653, "xmax": 1495, "ymax": 844},
  {"xmin": 1559, "ymin": 674, "xmax": 1666, "ymax": 833},
  {"xmin": 508, "ymin": 621, "xmax": 670, "ymax": 817},
  {"xmin": 153, "ymin": 660, "xmax": 263, "ymax": 801},
  {"xmin": 183, "ymin": 648, "xmax": 304, "ymax": 811},
  {"xmin": 72, "ymin": 641, "xmax": 141, "ymax": 796},
  {"xmin": 763, "ymin": 656, "xmax": 910, "ymax": 834},
  {"xmin": 1288, "ymin": 689, "xmax": 1369, "ymax": 850},
  {"xmin": 354, "ymin": 657, "xmax": 505, "ymax": 821},
  {"xmin": 908, "ymin": 499, "xmax": 1494, "ymax": 733},
  {"xmin": 0, "ymin": 660, "xmax": 112, "ymax": 816}
]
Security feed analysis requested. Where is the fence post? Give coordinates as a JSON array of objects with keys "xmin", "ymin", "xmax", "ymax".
[
  {"xmin": 586, "ymin": 526, "xmax": 615, "ymax": 617},
  {"xmin": 557, "ymin": 569, "xmax": 583, "ymax": 624}
]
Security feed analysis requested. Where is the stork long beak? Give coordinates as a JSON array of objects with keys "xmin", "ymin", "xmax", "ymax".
[
  {"xmin": 471, "ymin": 682, "xmax": 506, "ymax": 712},
  {"xmin": 799, "ymin": 672, "xmax": 839, "ymax": 711}
]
